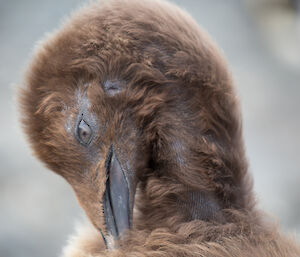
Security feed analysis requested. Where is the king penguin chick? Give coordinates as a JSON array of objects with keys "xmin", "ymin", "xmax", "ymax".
[{"xmin": 20, "ymin": 0, "xmax": 300, "ymax": 256}]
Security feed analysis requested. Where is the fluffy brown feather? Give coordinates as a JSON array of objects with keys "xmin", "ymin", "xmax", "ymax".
[
  {"xmin": 19, "ymin": 0, "xmax": 300, "ymax": 256},
  {"xmin": 62, "ymin": 215, "xmax": 300, "ymax": 257}
]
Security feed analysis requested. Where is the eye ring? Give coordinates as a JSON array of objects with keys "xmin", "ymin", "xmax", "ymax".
[{"xmin": 77, "ymin": 119, "xmax": 93, "ymax": 145}]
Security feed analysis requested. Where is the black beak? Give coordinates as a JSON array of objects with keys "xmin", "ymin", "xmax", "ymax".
[{"xmin": 102, "ymin": 147, "xmax": 133, "ymax": 243}]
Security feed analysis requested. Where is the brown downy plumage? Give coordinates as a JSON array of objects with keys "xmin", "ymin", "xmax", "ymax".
[{"xmin": 19, "ymin": 0, "xmax": 300, "ymax": 256}]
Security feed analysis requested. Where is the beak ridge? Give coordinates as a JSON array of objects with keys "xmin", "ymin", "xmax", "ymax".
[{"xmin": 103, "ymin": 148, "xmax": 131, "ymax": 240}]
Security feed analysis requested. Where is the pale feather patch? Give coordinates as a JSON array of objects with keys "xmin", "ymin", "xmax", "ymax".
[
  {"xmin": 105, "ymin": 234, "xmax": 116, "ymax": 251},
  {"xmin": 61, "ymin": 218, "xmax": 105, "ymax": 257}
]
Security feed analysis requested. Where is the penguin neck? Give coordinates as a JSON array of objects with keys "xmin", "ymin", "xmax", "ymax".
[{"xmin": 135, "ymin": 178, "xmax": 225, "ymax": 232}]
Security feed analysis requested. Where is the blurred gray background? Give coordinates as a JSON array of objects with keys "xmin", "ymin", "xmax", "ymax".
[{"xmin": 1, "ymin": 0, "xmax": 299, "ymax": 256}]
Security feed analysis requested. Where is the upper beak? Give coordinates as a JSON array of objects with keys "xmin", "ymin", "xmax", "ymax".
[{"xmin": 102, "ymin": 147, "xmax": 135, "ymax": 242}]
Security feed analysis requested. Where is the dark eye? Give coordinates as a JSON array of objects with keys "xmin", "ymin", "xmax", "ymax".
[{"xmin": 77, "ymin": 119, "xmax": 92, "ymax": 145}]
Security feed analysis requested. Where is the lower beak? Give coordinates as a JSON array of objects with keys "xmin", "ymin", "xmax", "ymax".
[{"xmin": 102, "ymin": 148, "xmax": 134, "ymax": 241}]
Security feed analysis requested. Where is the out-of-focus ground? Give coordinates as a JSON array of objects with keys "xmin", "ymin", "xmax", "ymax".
[{"xmin": 0, "ymin": 0, "xmax": 299, "ymax": 256}]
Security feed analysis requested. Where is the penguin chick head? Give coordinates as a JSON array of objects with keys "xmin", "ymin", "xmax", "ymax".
[{"xmin": 19, "ymin": 0, "xmax": 251, "ymax": 243}]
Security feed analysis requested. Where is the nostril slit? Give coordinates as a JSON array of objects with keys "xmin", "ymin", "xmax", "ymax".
[{"xmin": 105, "ymin": 145, "xmax": 113, "ymax": 178}]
